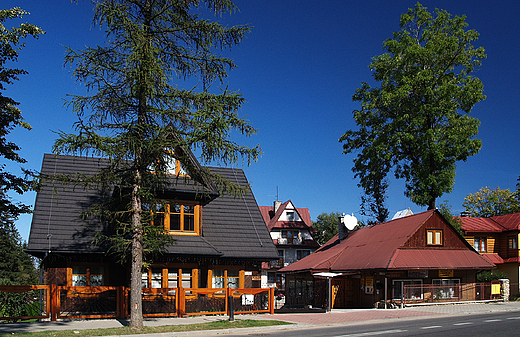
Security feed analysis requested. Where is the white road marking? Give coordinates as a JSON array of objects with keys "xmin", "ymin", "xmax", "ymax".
[
  {"xmin": 336, "ymin": 330, "xmax": 407, "ymax": 336},
  {"xmin": 421, "ymin": 325, "xmax": 442, "ymax": 329},
  {"xmin": 453, "ymin": 322, "xmax": 473, "ymax": 326},
  {"xmin": 484, "ymin": 319, "xmax": 502, "ymax": 322},
  {"xmin": 507, "ymin": 317, "xmax": 520, "ymax": 320}
]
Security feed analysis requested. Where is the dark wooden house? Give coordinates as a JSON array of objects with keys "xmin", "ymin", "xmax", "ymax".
[{"xmin": 26, "ymin": 154, "xmax": 279, "ymax": 291}]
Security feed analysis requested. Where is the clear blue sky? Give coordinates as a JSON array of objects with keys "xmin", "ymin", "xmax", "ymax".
[{"xmin": 4, "ymin": 0, "xmax": 520, "ymax": 241}]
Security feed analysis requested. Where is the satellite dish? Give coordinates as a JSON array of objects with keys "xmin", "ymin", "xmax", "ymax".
[{"xmin": 343, "ymin": 213, "xmax": 357, "ymax": 231}]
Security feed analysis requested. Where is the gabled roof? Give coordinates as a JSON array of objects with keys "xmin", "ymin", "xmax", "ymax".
[
  {"xmin": 27, "ymin": 154, "xmax": 278, "ymax": 261},
  {"xmin": 281, "ymin": 210, "xmax": 494, "ymax": 273},
  {"xmin": 258, "ymin": 200, "xmax": 313, "ymax": 232},
  {"xmin": 460, "ymin": 212, "xmax": 520, "ymax": 233}
]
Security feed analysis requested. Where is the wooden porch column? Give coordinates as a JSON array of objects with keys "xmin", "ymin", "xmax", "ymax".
[{"xmin": 50, "ymin": 284, "xmax": 57, "ymax": 321}]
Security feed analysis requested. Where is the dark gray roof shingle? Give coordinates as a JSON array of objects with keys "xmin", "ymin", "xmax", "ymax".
[{"xmin": 27, "ymin": 154, "xmax": 278, "ymax": 261}]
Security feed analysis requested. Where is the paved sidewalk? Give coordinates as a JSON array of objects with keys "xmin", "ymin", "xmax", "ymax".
[{"xmin": 2, "ymin": 301, "xmax": 520, "ymax": 335}]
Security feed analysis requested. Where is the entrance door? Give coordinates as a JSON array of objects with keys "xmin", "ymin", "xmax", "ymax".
[{"xmin": 332, "ymin": 278, "xmax": 361, "ymax": 308}]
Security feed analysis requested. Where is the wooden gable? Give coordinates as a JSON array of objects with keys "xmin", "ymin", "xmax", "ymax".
[{"xmin": 402, "ymin": 212, "xmax": 469, "ymax": 249}]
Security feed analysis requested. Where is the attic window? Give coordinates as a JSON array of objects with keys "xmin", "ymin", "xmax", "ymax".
[
  {"xmin": 426, "ymin": 229, "xmax": 443, "ymax": 246},
  {"xmin": 286, "ymin": 211, "xmax": 295, "ymax": 221},
  {"xmin": 151, "ymin": 202, "xmax": 200, "ymax": 235},
  {"xmin": 165, "ymin": 155, "xmax": 188, "ymax": 176}
]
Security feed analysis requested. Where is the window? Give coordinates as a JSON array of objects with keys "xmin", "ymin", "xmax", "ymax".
[
  {"xmin": 432, "ymin": 279, "xmax": 460, "ymax": 299},
  {"xmin": 267, "ymin": 272, "xmax": 276, "ymax": 283},
  {"xmin": 509, "ymin": 236, "xmax": 517, "ymax": 250},
  {"xmin": 426, "ymin": 229, "xmax": 443, "ymax": 246},
  {"xmin": 70, "ymin": 266, "xmax": 104, "ymax": 287},
  {"xmin": 297, "ymin": 250, "xmax": 310, "ymax": 260},
  {"xmin": 211, "ymin": 269, "xmax": 243, "ymax": 289},
  {"xmin": 152, "ymin": 202, "xmax": 200, "ymax": 235},
  {"xmin": 286, "ymin": 211, "xmax": 295, "ymax": 221},
  {"xmin": 165, "ymin": 156, "xmax": 188, "ymax": 176},
  {"xmin": 392, "ymin": 279, "xmax": 423, "ymax": 300},
  {"xmin": 281, "ymin": 230, "xmax": 299, "ymax": 238},
  {"xmin": 142, "ymin": 267, "xmax": 196, "ymax": 289},
  {"xmin": 474, "ymin": 237, "xmax": 487, "ymax": 252}
]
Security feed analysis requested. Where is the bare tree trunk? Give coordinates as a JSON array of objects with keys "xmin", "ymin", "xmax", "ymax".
[{"xmin": 129, "ymin": 182, "xmax": 143, "ymax": 329}]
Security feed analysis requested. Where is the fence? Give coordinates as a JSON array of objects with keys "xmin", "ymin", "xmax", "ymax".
[
  {"xmin": 0, "ymin": 285, "xmax": 50, "ymax": 321},
  {"xmin": 402, "ymin": 282, "xmax": 501, "ymax": 305},
  {"xmin": 0, "ymin": 285, "xmax": 274, "ymax": 322}
]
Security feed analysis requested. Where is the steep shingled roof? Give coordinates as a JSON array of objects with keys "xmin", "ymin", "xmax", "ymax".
[
  {"xmin": 258, "ymin": 200, "xmax": 313, "ymax": 232},
  {"xmin": 281, "ymin": 210, "xmax": 494, "ymax": 273},
  {"xmin": 27, "ymin": 154, "xmax": 279, "ymax": 261}
]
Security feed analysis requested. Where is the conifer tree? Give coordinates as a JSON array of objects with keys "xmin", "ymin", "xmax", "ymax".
[{"xmin": 53, "ymin": 0, "xmax": 259, "ymax": 328}]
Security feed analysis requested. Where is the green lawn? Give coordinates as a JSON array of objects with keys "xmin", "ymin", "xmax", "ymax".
[{"xmin": 0, "ymin": 319, "xmax": 292, "ymax": 336}]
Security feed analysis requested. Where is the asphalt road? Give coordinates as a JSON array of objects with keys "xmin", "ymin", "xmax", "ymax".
[{"xmin": 214, "ymin": 311, "xmax": 520, "ymax": 337}]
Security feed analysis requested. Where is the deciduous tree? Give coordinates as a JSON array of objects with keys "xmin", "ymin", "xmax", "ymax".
[
  {"xmin": 312, "ymin": 212, "xmax": 340, "ymax": 246},
  {"xmin": 53, "ymin": 0, "xmax": 259, "ymax": 328},
  {"xmin": 0, "ymin": 8, "xmax": 43, "ymax": 223},
  {"xmin": 340, "ymin": 2, "xmax": 485, "ymax": 211},
  {"xmin": 462, "ymin": 187, "xmax": 520, "ymax": 218}
]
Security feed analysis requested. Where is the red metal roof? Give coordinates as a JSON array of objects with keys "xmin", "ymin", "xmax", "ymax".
[
  {"xmin": 460, "ymin": 217, "xmax": 505, "ymax": 232},
  {"xmin": 281, "ymin": 210, "xmax": 494, "ymax": 273},
  {"xmin": 480, "ymin": 254, "xmax": 505, "ymax": 265},
  {"xmin": 490, "ymin": 213, "xmax": 520, "ymax": 231}
]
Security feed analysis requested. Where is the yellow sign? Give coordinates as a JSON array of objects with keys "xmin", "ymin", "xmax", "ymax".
[
  {"xmin": 492, "ymin": 283, "xmax": 501, "ymax": 295},
  {"xmin": 439, "ymin": 270, "xmax": 454, "ymax": 278},
  {"xmin": 365, "ymin": 277, "xmax": 374, "ymax": 287}
]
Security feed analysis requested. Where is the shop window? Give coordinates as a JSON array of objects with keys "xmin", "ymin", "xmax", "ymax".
[
  {"xmin": 392, "ymin": 279, "xmax": 423, "ymax": 300},
  {"xmin": 70, "ymin": 266, "xmax": 104, "ymax": 287},
  {"xmin": 474, "ymin": 237, "xmax": 486, "ymax": 252},
  {"xmin": 426, "ymin": 229, "xmax": 443, "ymax": 246},
  {"xmin": 432, "ymin": 279, "xmax": 460, "ymax": 299},
  {"xmin": 151, "ymin": 202, "xmax": 200, "ymax": 235}
]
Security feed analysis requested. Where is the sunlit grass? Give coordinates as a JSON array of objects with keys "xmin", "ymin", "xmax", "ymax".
[{"xmin": 0, "ymin": 319, "xmax": 292, "ymax": 336}]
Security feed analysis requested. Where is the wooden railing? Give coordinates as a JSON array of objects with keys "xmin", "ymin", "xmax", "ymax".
[{"xmin": 0, "ymin": 285, "xmax": 274, "ymax": 321}]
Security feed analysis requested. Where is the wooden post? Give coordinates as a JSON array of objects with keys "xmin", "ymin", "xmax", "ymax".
[
  {"xmin": 178, "ymin": 287, "xmax": 185, "ymax": 317},
  {"xmin": 50, "ymin": 284, "xmax": 57, "ymax": 321},
  {"xmin": 269, "ymin": 287, "xmax": 275, "ymax": 315}
]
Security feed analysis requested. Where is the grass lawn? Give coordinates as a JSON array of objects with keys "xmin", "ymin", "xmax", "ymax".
[{"xmin": 0, "ymin": 319, "xmax": 293, "ymax": 336}]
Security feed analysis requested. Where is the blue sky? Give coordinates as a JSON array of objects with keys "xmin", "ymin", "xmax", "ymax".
[{"xmin": 4, "ymin": 0, "xmax": 520, "ymax": 241}]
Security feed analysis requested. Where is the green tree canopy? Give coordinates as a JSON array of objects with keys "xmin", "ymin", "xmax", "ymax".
[
  {"xmin": 312, "ymin": 212, "xmax": 341, "ymax": 246},
  {"xmin": 340, "ymin": 2, "xmax": 485, "ymax": 213},
  {"xmin": 462, "ymin": 187, "xmax": 520, "ymax": 218},
  {"xmin": 53, "ymin": 0, "xmax": 258, "ymax": 328},
  {"xmin": 0, "ymin": 8, "xmax": 44, "ymax": 221}
]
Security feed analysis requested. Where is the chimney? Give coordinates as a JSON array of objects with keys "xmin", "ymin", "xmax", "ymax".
[{"xmin": 274, "ymin": 200, "xmax": 282, "ymax": 212}]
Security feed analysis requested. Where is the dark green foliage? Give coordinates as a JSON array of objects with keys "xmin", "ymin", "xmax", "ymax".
[
  {"xmin": 437, "ymin": 200, "xmax": 463, "ymax": 236},
  {"xmin": 0, "ymin": 221, "xmax": 38, "ymax": 285},
  {"xmin": 312, "ymin": 212, "xmax": 341, "ymax": 245},
  {"xmin": 52, "ymin": 0, "xmax": 258, "ymax": 328},
  {"xmin": 0, "ymin": 8, "xmax": 44, "ymax": 221},
  {"xmin": 476, "ymin": 270, "xmax": 509, "ymax": 282},
  {"xmin": 340, "ymin": 2, "xmax": 485, "ymax": 212}
]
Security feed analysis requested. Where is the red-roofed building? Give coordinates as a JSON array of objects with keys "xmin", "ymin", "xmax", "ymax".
[
  {"xmin": 280, "ymin": 210, "xmax": 494, "ymax": 309},
  {"xmin": 258, "ymin": 200, "xmax": 319, "ymax": 292},
  {"xmin": 461, "ymin": 212, "xmax": 520, "ymax": 295}
]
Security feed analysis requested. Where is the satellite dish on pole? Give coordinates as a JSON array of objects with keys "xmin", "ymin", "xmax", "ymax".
[{"xmin": 343, "ymin": 213, "xmax": 357, "ymax": 231}]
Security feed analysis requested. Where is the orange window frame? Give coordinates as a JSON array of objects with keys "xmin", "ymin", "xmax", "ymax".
[
  {"xmin": 426, "ymin": 229, "xmax": 443, "ymax": 246},
  {"xmin": 67, "ymin": 264, "xmax": 108, "ymax": 287},
  {"xmin": 152, "ymin": 202, "xmax": 201, "ymax": 235}
]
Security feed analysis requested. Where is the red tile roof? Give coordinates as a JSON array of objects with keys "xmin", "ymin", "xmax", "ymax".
[
  {"xmin": 258, "ymin": 200, "xmax": 313, "ymax": 231},
  {"xmin": 281, "ymin": 210, "xmax": 494, "ymax": 273}
]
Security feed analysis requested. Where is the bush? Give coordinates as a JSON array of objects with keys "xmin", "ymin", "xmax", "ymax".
[{"xmin": 476, "ymin": 270, "xmax": 509, "ymax": 282}]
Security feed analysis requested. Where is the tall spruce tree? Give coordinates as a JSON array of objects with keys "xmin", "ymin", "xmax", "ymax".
[
  {"xmin": 340, "ymin": 2, "xmax": 485, "ymax": 212},
  {"xmin": 53, "ymin": 0, "xmax": 259, "ymax": 328}
]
